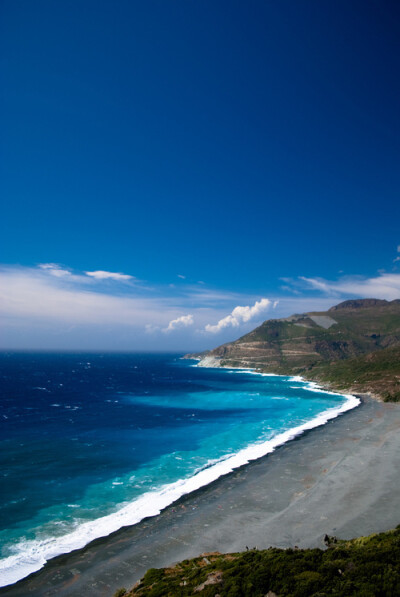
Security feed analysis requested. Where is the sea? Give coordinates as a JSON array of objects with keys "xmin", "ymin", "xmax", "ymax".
[{"xmin": 0, "ymin": 352, "xmax": 359, "ymax": 587}]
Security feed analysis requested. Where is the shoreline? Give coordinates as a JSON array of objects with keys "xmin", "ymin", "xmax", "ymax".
[
  {"xmin": 190, "ymin": 355, "xmax": 388, "ymax": 402},
  {"xmin": 0, "ymin": 367, "xmax": 359, "ymax": 589},
  {"xmin": 2, "ymin": 390, "xmax": 400, "ymax": 596}
]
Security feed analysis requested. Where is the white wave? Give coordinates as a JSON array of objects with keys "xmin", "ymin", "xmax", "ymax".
[
  {"xmin": 0, "ymin": 385, "xmax": 360, "ymax": 588},
  {"xmin": 227, "ymin": 368, "xmax": 277, "ymax": 377}
]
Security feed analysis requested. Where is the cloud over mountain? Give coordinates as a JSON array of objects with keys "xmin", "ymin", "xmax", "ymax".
[{"xmin": 205, "ymin": 298, "xmax": 271, "ymax": 333}]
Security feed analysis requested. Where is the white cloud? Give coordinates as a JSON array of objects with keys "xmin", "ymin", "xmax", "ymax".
[
  {"xmin": 299, "ymin": 273, "xmax": 400, "ymax": 301},
  {"xmin": 85, "ymin": 270, "xmax": 133, "ymax": 281},
  {"xmin": 0, "ymin": 267, "xmax": 262, "ymax": 345},
  {"xmin": 184, "ymin": 286, "xmax": 246, "ymax": 304},
  {"xmin": 299, "ymin": 276, "xmax": 331, "ymax": 293},
  {"xmin": 177, "ymin": 274, "xmax": 186, "ymax": 279},
  {"xmin": 205, "ymin": 298, "xmax": 271, "ymax": 333},
  {"xmin": 4, "ymin": 261, "xmax": 400, "ymax": 351},
  {"xmin": 164, "ymin": 314, "xmax": 194, "ymax": 332},
  {"xmin": 393, "ymin": 246, "xmax": 400, "ymax": 263},
  {"xmin": 0, "ymin": 265, "xmax": 329, "ymax": 350},
  {"xmin": 39, "ymin": 263, "xmax": 72, "ymax": 278},
  {"xmin": 0, "ymin": 268, "xmax": 156, "ymax": 326}
]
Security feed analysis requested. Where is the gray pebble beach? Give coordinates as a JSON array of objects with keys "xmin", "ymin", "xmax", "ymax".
[{"xmin": 1, "ymin": 395, "xmax": 399, "ymax": 597}]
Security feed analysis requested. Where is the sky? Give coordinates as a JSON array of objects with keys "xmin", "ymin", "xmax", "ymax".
[{"xmin": 1, "ymin": 0, "xmax": 400, "ymax": 351}]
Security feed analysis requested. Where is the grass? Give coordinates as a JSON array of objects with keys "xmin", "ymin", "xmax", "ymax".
[
  {"xmin": 119, "ymin": 526, "xmax": 400, "ymax": 596},
  {"xmin": 212, "ymin": 302, "xmax": 400, "ymax": 401},
  {"xmin": 310, "ymin": 346, "xmax": 400, "ymax": 401}
]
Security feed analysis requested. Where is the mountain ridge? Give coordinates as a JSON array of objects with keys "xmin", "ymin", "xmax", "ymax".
[{"xmin": 187, "ymin": 298, "xmax": 400, "ymax": 401}]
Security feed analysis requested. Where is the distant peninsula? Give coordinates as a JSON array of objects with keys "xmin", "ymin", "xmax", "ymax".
[{"xmin": 186, "ymin": 298, "xmax": 400, "ymax": 402}]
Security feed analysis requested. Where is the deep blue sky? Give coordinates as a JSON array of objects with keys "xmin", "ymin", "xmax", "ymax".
[{"xmin": 1, "ymin": 1, "xmax": 400, "ymax": 349}]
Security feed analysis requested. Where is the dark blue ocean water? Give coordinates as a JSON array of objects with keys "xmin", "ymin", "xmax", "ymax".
[{"xmin": 0, "ymin": 353, "xmax": 358, "ymax": 586}]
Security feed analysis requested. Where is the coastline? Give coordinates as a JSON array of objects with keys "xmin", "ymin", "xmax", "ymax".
[
  {"xmin": 2, "ymin": 386, "xmax": 400, "ymax": 596},
  {"xmin": 192, "ymin": 355, "xmax": 387, "ymax": 401},
  {"xmin": 0, "ymin": 365, "xmax": 358, "ymax": 589}
]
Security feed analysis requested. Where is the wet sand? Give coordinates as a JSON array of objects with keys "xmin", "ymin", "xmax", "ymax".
[{"xmin": 2, "ymin": 395, "xmax": 400, "ymax": 597}]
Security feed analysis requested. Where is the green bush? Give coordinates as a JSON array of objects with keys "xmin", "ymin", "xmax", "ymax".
[
  {"xmin": 126, "ymin": 526, "xmax": 400, "ymax": 596},
  {"xmin": 141, "ymin": 568, "xmax": 165, "ymax": 586}
]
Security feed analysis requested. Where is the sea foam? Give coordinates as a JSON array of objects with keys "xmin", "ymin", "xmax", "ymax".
[{"xmin": 0, "ymin": 370, "xmax": 360, "ymax": 588}]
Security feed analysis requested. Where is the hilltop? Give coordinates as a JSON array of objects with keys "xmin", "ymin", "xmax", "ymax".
[
  {"xmin": 189, "ymin": 299, "xmax": 400, "ymax": 401},
  {"xmin": 117, "ymin": 526, "xmax": 400, "ymax": 596}
]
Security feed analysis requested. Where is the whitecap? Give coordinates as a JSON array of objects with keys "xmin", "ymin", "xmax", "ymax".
[{"xmin": 0, "ymin": 387, "xmax": 359, "ymax": 588}]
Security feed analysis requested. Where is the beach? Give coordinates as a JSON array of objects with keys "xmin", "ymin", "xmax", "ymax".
[{"xmin": 1, "ymin": 393, "xmax": 399, "ymax": 596}]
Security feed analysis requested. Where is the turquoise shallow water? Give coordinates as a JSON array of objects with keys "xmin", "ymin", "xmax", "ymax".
[{"xmin": 0, "ymin": 353, "xmax": 358, "ymax": 586}]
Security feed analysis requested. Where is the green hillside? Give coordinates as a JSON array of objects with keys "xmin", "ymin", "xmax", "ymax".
[
  {"xmin": 197, "ymin": 299, "xmax": 400, "ymax": 400},
  {"xmin": 116, "ymin": 526, "xmax": 400, "ymax": 596},
  {"xmin": 310, "ymin": 345, "xmax": 400, "ymax": 401}
]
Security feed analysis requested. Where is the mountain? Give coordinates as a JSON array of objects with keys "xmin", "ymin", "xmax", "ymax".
[{"xmin": 189, "ymin": 299, "xmax": 400, "ymax": 401}]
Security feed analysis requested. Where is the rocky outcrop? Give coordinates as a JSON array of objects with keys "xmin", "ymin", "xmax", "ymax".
[{"xmin": 197, "ymin": 355, "xmax": 222, "ymax": 368}]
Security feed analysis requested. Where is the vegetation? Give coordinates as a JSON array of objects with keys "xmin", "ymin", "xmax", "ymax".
[
  {"xmin": 118, "ymin": 526, "xmax": 400, "ymax": 596},
  {"xmin": 311, "ymin": 345, "xmax": 400, "ymax": 401},
  {"xmin": 193, "ymin": 299, "xmax": 400, "ymax": 401}
]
